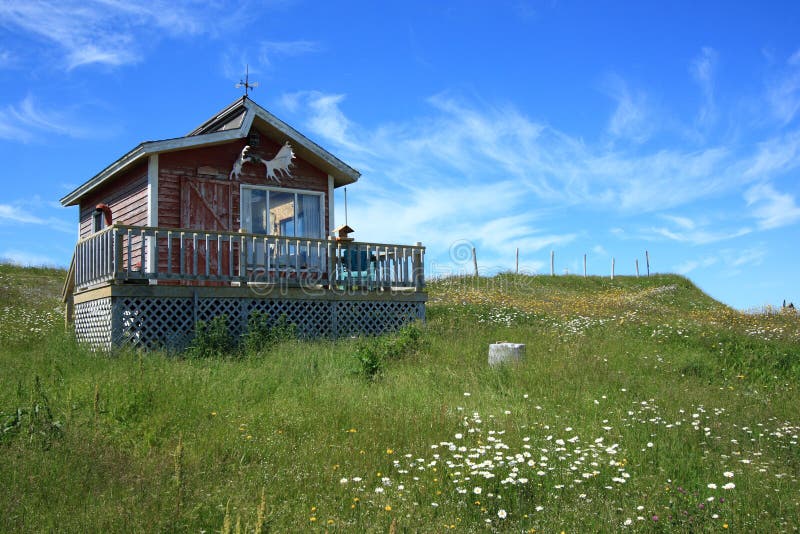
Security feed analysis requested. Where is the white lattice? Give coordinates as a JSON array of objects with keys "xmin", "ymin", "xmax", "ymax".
[
  {"xmin": 335, "ymin": 301, "xmax": 422, "ymax": 336},
  {"xmin": 248, "ymin": 299, "xmax": 332, "ymax": 337},
  {"xmin": 74, "ymin": 298, "xmax": 113, "ymax": 350},
  {"xmin": 116, "ymin": 297, "xmax": 195, "ymax": 350},
  {"xmin": 77, "ymin": 293, "xmax": 425, "ymax": 350},
  {"xmin": 198, "ymin": 298, "xmax": 246, "ymax": 336}
]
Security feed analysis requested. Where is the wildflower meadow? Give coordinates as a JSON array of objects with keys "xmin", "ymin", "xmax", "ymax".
[{"xmin": 0, "ymin": 264, "xmax": 798, "ymax": 531}]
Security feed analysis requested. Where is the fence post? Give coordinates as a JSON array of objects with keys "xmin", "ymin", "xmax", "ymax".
[
  {"xmin": 636, "ymin": 259, "xmax": 640, "ymax": 278},
  {"xmin": 515, "ymin": 247, "xmax": 519, "ymax": 274},
  {"xmin": 646, "ymin": 250, "xmax": 650, "ymax": 277},
  {"xmin": 583, "ymin": 254, "xmax": 587, "ymax": 278},
  {"xmin": 611, "ymin": 257, "xmax": 615, "ymax": 280},
  {"xmin": 550, "ymin": 250, "xmax": 555, "ymax": 276},
  {"xmin": 472, "ymin": 247, "xmax": 478, "ymax": 277}
]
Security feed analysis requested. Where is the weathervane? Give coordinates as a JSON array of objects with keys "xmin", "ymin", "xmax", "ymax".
[{"xmin": 235, "ymin": 64, "xmax": 259, "ymax": 97}]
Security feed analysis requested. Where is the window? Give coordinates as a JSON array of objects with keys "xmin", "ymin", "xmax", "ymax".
[
  {"xmin": 92, "ymin": 211, "xmax": 105, "ymax": 233},
  {"xmin": 240, "ymin": 185, "xmax": 323, "ymax": 239}
]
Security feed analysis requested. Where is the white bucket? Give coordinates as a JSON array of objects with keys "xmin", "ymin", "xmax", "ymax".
[{"xmin": 488, "ymin": 342, "xmax": 525, "ymax": 366}]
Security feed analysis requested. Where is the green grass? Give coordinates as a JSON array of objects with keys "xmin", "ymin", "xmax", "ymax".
[{"xmin": 1, "ymin": 264, "xmax": 798, "ymax": 532}]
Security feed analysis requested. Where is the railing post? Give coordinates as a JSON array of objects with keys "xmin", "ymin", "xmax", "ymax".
[
  {"xmin": 139, "ymin": 228, "xmax": 146, "ymax": 275},
  {"xmin": 327, "ymin": 238, "xmax": 335, "ymax": 289},
  {"xmin": 192, "ymin": 233, "xmax": 199, "ymax": 277},
  {"xmin": 413, "ymin": 242, "xmax": 425, "ymax": 291},
  {"xmin": 114, "ymin": 227, "xmax": 123, "ymax": 281},
  {"xmin": 179, "ymin": 232, "xmax": 186, "ymax": 277},
  {"xmin": 238, "ymin": 233, "xmax": 247, "ymax": 282}
]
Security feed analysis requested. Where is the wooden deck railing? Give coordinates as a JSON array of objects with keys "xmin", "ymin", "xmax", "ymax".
[{"xmin": 73, "ymin": 224, "xmax": 425, "ymax": 291}]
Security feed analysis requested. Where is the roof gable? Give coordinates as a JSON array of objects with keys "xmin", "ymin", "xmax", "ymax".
[{"xmin": 61, "ymin": 97, "xmax": 360, "ymax": 206}]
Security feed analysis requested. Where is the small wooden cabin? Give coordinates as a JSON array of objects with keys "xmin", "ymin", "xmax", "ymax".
[{"xmin": 61, "ymin": 97, "xmax": 426, "ymax": 350}]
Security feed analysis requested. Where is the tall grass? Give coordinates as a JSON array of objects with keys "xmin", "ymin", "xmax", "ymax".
[{"xmin": 0, "ymin": 265, "xmax": 798, "ymax": 531}]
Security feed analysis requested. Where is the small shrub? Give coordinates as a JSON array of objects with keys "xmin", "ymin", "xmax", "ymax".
[
  {"xmin": 355, "ymin": 339, "xmax": 385, "ymax": 380},
  {"xmin": 242, "ymin": 312, "xmax": 297, "ymax": 355},
  {"xmin": 186, "ymin": 315, "xmax": 236, "ymax": 359},
  {"xmin": 353, "ymin": 322, "xmax": 423, "ymax": 380}
]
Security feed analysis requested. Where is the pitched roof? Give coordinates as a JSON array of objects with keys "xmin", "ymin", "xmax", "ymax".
[{"xmin": 60, "ymin": 96, "xmax": 360, "ymax": 206}]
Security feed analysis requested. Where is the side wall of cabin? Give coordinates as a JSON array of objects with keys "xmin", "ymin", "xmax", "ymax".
[{"xmin": 78, "ymin": 161, "xmax": 149, "ymax": 239}]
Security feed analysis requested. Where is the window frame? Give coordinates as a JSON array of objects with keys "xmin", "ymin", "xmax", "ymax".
[
  {"xmin": 92, "ymin": 211, "xmax": 105, "ymax": 233},
  {"xmin": 239, "ymin": 184, "xmax": 325, "ymax": 239}
]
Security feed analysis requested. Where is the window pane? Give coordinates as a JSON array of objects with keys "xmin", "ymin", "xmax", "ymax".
[
  {"xmin": 269, "ymin": 191, "xmax": 295, "ymax": 236},
  {"xmin": 250, "ymin": 189, "xmax": 268, "ymax": 234},
  {"xmin": 296, "ymin": 194, "xmax": 321, "ymax": 239}
]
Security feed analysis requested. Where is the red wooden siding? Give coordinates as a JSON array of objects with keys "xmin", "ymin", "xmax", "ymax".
[
  {"xmin": 157, "ymin": 130, "xmax": 330, "ymax": 236},
  {"xmin": 78, "ymin": 161, "xmax": 148, "ymax": 239}
]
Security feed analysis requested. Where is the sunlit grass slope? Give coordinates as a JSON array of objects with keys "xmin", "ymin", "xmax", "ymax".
[{"xmin": 1, "ymin": 265, "xmax": 798, "ymax": 532}]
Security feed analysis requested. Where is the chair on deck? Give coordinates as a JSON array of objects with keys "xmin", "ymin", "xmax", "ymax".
[{"xmin": 340, "ymin": 248, "xmax": 375, "ymax": 287}]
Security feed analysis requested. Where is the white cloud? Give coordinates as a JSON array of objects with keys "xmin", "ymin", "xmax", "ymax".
[
  {"xmin": 0, "ymin": 0, "xmax": 238, "ymax": 69},
  {"xmin": 307, "ymin": 90, "xmax": 794, "ymax": 216},
  {"xmin": 726, "ymin": 246, "xmax": 766, "ymax": 268},
  {"xmin": 0, "ymin": 202, "xmax": 73, "ymax": 233},
  {"xmin": 259, "ymin": 40, "xmax": 319, "ymax": 66},
  {"xmin": 222, "ymin": 39, "xmax": 320, "ymax": 81},
  {"xmin": 604, "ymin": 75, "xmax": 653, "ymax": 143},
  {"xmin": 653, "ymin": 226, "xmax": 751, "ymax": 245},
  {"xmin": 0, "ymin": 49, "xmax": 14, "ymax": 68},
  {"xmin": 282, "ymin": 89, "xmax": 800, "ymax": 265},
  {"xmin": 674, "ymin": 256, "xmax": 718, "ymax": 275},
  {"xmin": 743, "ymin": 130, "xmax": 800, "ymax": 179},
  {"xmin": 767, "ymin": 49, "xmax": 800, "ymax": 125},
  {"xmin": 648, "ymin": 213, "xmax": 751, "ymax": 245},
  {"xmin": 660, "ymin": 214, "xmax": 696, "ymax": 230},
  {"xmin": 691, "ymin": 47, "xmax": 718, "ymax": 126},
  {"xmin": 0, "ymin": 95, "xmax": 95, "ymax": 141},
  {"xmin": 744, "ymin": 182, "xmax": 800, "ymax": 229}
]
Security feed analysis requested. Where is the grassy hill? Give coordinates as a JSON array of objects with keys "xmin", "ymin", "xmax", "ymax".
[{"xmin": 1, "ymin": 264, "xmax": 798, "ymax": 532}]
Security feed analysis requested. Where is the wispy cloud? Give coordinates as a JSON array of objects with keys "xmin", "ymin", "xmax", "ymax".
[
  {"xmin": 0, "ymin": 95, "xmax": 95, "ymax": 141},
  {"xmin": 674, "ymin": 256, "xmax": 718, "ymax": 275},
  {"xmin": 743, "ymin": 130, "xmax": 800, "ymax": 178},
  {"xmin": 767, "ymin": 49, "xmax": 800, "ymax": 125},
  {"xmin": 744, "ymin": 182, "xmax": 800, "ymax": 229},
  {"xmin": 281, "ymin": 91, "xmax": 366, "ymax": 153},
  {"xmin": 646, "ymin": 213, "xmax": 751, "ymax": 245},
  {"xmin": 0, "ymin": 0, "xmax": 237, "ymax": 69},
  {"xmin": 603, "ymin": 74, "xmax": 653, "ymax": 143},
  {"xmin": 648, "ymin": 225, "xmax": 751, "ymax": 245},
  {"xmin": 259, "ymin": 40, "xmax": 319, "ymax": 66},
  {"xmin": 691, "ymin": 46, "xmax": 718, "ymax": 127},
  {"xmin": 0, "ymin": 49, "xmax": 14, "ymax": 68},
  {"xmin": 222, "ymin": 39, "xmax": 320, "ymax": 80},
  {"xmin": 724, "ymin": 245, "xmax": 766, "ymax": 268},
  {"xmin": 0, "ymin": 202, "xmax": 73, "ymax": 233},
  {"xmin": 282, "ymin": 88, "xmax": 800, "ymax": 268}
]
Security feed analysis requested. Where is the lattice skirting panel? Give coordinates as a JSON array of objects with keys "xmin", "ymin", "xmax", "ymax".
[
  {"xmin": 74, "ymin": 297, "xmax": 113, "ymax": 350},
  {"xmin": 75, "ymin": 293, "xmax": 425, "ymax": 350}
]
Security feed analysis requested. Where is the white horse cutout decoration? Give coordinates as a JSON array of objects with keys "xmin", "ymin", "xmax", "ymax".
[{"xmin": 229, "ymin": 142, "xmax": 295, "ymax": 183}]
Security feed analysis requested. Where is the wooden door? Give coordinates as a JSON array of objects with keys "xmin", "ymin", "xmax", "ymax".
[{"xmin": 181, "ymin": 178, "xmax": 233, "ymax": 281}]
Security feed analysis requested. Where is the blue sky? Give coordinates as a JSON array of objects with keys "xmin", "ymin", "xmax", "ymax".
[{"xmin": 1, "ymin": 1, "xmax": 799, "ymax": 310}]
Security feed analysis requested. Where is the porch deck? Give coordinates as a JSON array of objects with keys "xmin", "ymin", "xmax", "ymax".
[{"xmin": 68, "ymin": 225, "xmax": 426, "ymax": 349}]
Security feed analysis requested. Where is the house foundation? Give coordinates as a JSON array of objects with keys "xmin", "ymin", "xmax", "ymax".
[{"xmin": 74, "ymin": 284, "xmax": 426, "ymax": 351}]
